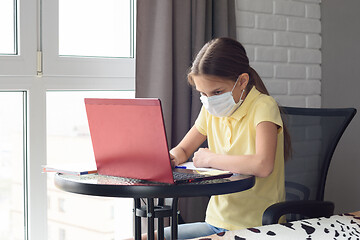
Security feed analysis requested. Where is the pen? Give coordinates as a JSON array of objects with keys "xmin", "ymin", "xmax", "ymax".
[{"xmin": 175, "ymin": 166, "xmax": 187, "ymax": 169}]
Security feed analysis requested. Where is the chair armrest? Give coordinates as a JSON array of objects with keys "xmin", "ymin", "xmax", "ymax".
[{"xmin": 262, "ymin": 200, "xmax": 335, "ymax": 225}]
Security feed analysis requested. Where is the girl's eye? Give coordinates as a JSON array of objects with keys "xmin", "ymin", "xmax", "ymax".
[{"xmin": 214, "ymin": 91, "xmax": 222, "ymax": 95}]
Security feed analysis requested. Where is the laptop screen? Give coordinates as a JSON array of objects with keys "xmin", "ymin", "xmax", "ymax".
[{"xmin": 85, "ymin": 98, "xmax": 175, "ymax": 183}]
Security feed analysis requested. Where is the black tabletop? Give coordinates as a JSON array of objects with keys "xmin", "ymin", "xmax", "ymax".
[{"xmin": 55, "ymin": 173, "xmax": 255, "ymax": 199}]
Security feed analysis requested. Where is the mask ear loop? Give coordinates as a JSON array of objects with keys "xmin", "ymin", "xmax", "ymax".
[
  {"xmin": 231, "ymin": 75, "xmax": 245, "ymax": 104},
  {"xmin": 238, "ymin": 89, "xmax": 245, "ymax": 104},
  {"xmin": 230, "ymin": 76, "xmax": 241, "ymax": 94}
]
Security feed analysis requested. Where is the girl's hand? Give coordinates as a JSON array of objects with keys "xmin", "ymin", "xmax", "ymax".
[
  {"xmin": 169, "ymin": 126, "xmax": 207, "ymax": 168},
  {"xmin": 192, "ymin": 148, "xmax": 214, "ymax": 168},
  {"xmin": 169, "ymin": 153, "xmax": 178, "ymax": 168}
]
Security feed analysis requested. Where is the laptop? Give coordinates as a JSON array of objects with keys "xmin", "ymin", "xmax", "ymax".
[{"xmin": 84, "ymin": 98, "xmax": 232, "ymax": 184}]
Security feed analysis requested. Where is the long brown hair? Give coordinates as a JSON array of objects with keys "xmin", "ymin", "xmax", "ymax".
[{"xmin": 188, "ymin": 37, "xmax": 292, "ymax": 161}]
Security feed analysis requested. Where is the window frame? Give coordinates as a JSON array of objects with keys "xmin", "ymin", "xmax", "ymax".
[
  {"xmin": 42, "ymin": 0, "xmax": 135, "ymax": 77},
  {"xmin": 0, "ymin": 0, "xmax": 37, "ymax": 75},
  {"xmin": 0, "ymin": 0, "xmax": 136, "ymax": 239}
]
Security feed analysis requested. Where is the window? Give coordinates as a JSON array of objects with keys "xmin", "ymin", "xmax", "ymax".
[
  {"xmin": 42, "ymin": 0, "xmax": 134, "ymax": 76},
  {"xmin": 0, "ymin": 0, "xmax": 36, "ymax": 75},
  {"xmin": 0, "ymin": 0, "xmax": 135, "ymax": 239},
  {"xmin": 59, "ymin": 0, "xmax": 132, "ymax": 58},
  {"xmin": 0, "ymin": 92, "xmax": 25, "ymax": 239},
  {"xmin": 0, "ymin": 0, "xmax": 17, "ymax": 55},
  {"xmin": 47, "ymin": 91, "xmax": 135, "ymax": 239}
]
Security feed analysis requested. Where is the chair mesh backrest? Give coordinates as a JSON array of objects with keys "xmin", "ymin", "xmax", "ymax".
[{"xmin": 280, "ymin": 107, "xmax": 356, "ymax": 202}]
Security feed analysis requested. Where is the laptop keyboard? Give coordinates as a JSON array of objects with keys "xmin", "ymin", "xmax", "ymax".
[{"xmin": 172, "ymin": 171, "xmax": 205, "ymax": 181}]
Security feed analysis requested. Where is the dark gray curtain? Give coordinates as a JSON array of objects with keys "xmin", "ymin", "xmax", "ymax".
[{"xmin": 136, "ymin": 0, "xmax": 236, "ymax": 223}]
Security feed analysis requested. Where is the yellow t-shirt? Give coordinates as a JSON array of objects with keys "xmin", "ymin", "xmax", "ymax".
[{"xmin": 195, "ymin": 86, "xmax": 285, "ymax": 230}]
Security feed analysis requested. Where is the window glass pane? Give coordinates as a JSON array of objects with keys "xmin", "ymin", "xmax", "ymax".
[
  {"xmin": 0, "ymin": 92, "xmax": 24, "ymax": 239},
  {"xmin": 59, "ymin": 0, "xmax": 132, "ymax": 58},
  {"xmin": 47, "ymin": 91, "xmax": 135, "ymax": 240},
  {"xmin": 0, "ymin": 0, "xmax": 16, "ymax": 55}
]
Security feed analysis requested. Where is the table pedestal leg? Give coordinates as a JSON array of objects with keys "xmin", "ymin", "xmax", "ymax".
[
  {"xmin": 134, "ymin": 197, "xmax": 179, "ymax": 240},
  {"xmin": 147, "ymin": 198, "xmax": 155, "ymax": 240},
  {"xmin": 157, "ymin": 198, "xmax": 165, "ymax": 240},
  {"xmin": 171, "ymin": 198, "xmax": 178, "ymax": 240},
  {"xmin": 134, "ymin": 198, "xmax": 142, "ymax": 240}
]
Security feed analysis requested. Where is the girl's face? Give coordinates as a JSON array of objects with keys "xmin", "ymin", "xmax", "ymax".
[{"xmin": 192, "ymin": 74, "xmax": 249, "ymax": 103}]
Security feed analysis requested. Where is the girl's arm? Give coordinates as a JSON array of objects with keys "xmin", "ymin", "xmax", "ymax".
[
  {"xmin": 169, "ymin": 125, "xmax": 207, "ymax": 167},
  {"xmin": 192, "ymin": 121, "xmax": 278, "ymax": 178}
]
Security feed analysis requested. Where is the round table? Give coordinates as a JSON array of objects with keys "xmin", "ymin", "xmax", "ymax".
[{"xmin": 55, "ymin": 173, "xmax": 255, "ymax": 240}]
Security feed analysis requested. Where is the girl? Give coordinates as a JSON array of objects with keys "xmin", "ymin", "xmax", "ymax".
[{"xmin": 165, "ymin": 37, "xmax": 290, "ymax": 239}]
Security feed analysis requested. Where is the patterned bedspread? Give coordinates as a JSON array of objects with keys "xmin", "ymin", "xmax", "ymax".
[{"xmin": 191, "ymin": 211, "xmax": 360, "ymax": 240}]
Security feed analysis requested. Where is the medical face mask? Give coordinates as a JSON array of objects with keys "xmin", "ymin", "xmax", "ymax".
[{"xmin": 200, "ymin": 79, "xmax": 245, "ymax": 117}]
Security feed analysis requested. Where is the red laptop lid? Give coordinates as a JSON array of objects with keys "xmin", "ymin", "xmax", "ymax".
[{"xmin": 84, "ymin": 98, "xmax": 174, "ymax": 184}]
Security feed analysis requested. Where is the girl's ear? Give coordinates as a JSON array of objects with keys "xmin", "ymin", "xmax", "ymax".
[{"xmin": 238, "ymin": 73, "xmax": 249, "ymax": 90}]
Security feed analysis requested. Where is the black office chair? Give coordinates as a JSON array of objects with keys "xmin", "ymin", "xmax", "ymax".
[{"xmin": 262, "ymin": 106, "xmax": 357, "ymax": 225}]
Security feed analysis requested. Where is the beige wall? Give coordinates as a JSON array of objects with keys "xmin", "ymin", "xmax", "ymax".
[{"xmin": 322, "ymin": 0, "xmax": 360, "ymax": 213}]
